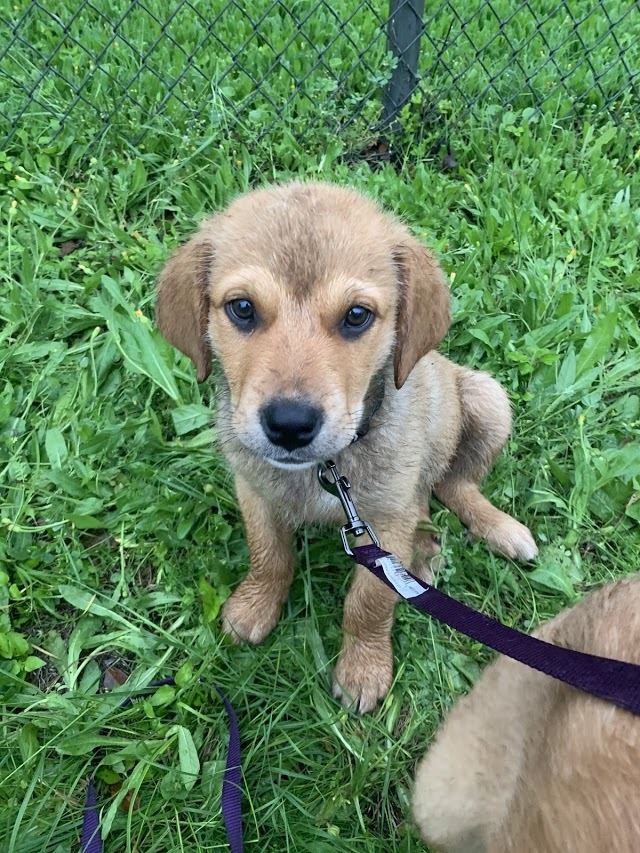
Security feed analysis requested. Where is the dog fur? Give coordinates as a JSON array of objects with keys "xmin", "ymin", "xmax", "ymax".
[
  {"xmin": 156, "ymin": 181, "xmax": 537, "ymax": 713},
  {"xmin": 413, "ymin": 575, "xmax": 640, "ymax": 852}
]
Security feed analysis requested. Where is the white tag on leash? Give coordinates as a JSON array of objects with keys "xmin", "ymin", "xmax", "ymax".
[{"xmin": 375, "ymin": 555, "xmax": 426, "ymax": 599}]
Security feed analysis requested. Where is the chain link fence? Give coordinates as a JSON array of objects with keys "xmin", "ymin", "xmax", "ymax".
[{"xmin": 1, "ymin": 0, "xmax": 638, "ymax": 152}]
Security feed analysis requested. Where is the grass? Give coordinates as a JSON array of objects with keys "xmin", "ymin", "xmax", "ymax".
[
  {"xmin": 1, "ymin": 2, "xmax": 640, "ymax": 852},
  {"xmin": 2, "ymin": 0, "xmax": 639, "ymax": 152}
]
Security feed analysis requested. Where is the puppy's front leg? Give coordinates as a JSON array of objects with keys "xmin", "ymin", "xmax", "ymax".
[
  {"xmin": 333, "ymin": 514, "xmax": 417, "ymax": 714},
  {"xmin": 221, "ymin": 476, "xmax": 295, "ymax": 645}
]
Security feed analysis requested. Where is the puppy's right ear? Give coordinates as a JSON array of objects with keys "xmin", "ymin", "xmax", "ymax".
[
  {"xmin": 392, "ymin": 236, "xmax": 451, "ymax": 389},
  {"xmin": 156, "ymin": 229, "xmax": 215, "ymax": 383}
]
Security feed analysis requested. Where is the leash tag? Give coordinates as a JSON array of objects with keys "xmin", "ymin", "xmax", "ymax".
[{"xmin": 376, "ymin": 555, "xmax": 426, "ymax": 599}]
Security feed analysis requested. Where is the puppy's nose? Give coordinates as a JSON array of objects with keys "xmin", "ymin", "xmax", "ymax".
[{"xmin": 260, "ymin": 399, "xmax": 323, "ymax": 451}]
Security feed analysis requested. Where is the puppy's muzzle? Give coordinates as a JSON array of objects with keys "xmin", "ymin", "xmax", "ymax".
[{"xmin": 260, "ymin": 398, "xmax": 324, "ymax": 451}]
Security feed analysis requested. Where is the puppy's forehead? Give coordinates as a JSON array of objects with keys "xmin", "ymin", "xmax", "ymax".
[{"xmin": 214, "ymin": 184, "xmax": 401, "ymax": 295}]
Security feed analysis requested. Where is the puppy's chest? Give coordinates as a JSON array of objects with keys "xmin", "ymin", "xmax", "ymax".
[
  {"xmin": 251, "ymin": 467, "xmax": 345, "ymax": 526},
  {"xmin": 241, "ymin": 454, "xmax": 410, "ymax": 529}
]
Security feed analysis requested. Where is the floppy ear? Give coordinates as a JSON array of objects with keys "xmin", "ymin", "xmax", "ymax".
[
  {"xmin": 392, "ymin": 237, "xmax": 451, "ymax": 389},
  {"xmin": 156, "ymin": 228, "xmax": 215, "ymax": 383}
]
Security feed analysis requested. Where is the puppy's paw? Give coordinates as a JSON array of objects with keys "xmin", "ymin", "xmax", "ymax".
[
  {"xmin": 221, "ymin": 580, "xmax": 284, "ymax": 645},
  {"xmin": 333, "ymin": 640, "xmax": 393, "ymax": 714},
  {"xmin": 413, "ymin": 530, "xmax": 445, "ymax": 582},
  {"xmin": 485, "ymin": 514, "xmax": 538, "ymax": 562}
]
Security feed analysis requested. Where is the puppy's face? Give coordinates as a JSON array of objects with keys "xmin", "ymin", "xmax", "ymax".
[
  {"xmin": 207, "ymin": 197, "xmax": 402, "ymax": 468},
  {"xmin": 157, "ymin": 183, "xmax": 450, "ymax": 469}
]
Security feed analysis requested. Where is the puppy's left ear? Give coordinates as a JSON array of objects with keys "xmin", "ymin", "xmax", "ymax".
[{"xmin": 392, "ymin": 237, "xmax": 451, "ymax": 389}]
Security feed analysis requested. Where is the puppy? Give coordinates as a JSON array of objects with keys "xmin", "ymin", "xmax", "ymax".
[
  {"xmin": 413, "ymin": 575, "xmax": 640, "ymax": 852},
  {"xmin": 156, "ymin": 181, "xmax": 537, "ymax": 712}
]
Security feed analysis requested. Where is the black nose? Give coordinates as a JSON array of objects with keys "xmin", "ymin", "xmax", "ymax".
[{"xmin": 260, "ymin": 399, "xmax": 323, "ymax": 451}]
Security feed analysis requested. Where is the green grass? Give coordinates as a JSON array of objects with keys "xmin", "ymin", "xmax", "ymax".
[
  {"xmin": 1, "ymin": 3, "xmax": 640, "ymax": 852},
  {"xmin": 2, "ymin": 0, "xmax": 639, "ymax": 153}
]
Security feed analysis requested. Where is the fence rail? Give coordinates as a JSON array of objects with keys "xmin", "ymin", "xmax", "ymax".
[{"xmin": 1, "ymin": 0, "xmax": 638, "ymax": 152}]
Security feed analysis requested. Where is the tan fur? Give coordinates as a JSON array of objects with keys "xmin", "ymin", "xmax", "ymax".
[
  {"xmin": 413, "ymin": 576, "xmax": 640, "ymax": 852},
  {"xmin": 156, "ymin": 181, "xmax": 537, "ymax": 713}
]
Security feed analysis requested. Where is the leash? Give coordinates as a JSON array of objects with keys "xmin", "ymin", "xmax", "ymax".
[
  {"xmin": 80, "ymin": 679, "xmax": 242, "ymax": 853},
  {"xmin": 318, "ymin": 460, "xmax": 640, "ymax": 716}
]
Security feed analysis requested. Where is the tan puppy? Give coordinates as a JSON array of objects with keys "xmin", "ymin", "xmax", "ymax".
[
  {"xmin": 156, "ymin": 181, "xmax": 537, "ymax": 712},
  {"xmin": 413, "ymin": 575, "xmax": 640, "ymax": 852}
]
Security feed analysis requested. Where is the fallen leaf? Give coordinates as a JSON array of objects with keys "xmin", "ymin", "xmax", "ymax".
[
  {"xmin": 109, "ymin": 782, "xmax": 141, "ymax": 812},
  {"xmin": 103, "ymin": 666, "xmax": 129, "ymax": 690},
  {"xmin": 58, "ymin": 239, "xmax": 84, "ymax": 257}
]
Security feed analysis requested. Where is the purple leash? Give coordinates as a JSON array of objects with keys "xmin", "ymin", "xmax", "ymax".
[
  {"xmin": 80, "ymin": 778, "xmax": 101, "ymax": 853},
  {"xmin": 216, "ymin": 687, "xmax": 243, "ymax": 853},
  {"xmin": 318, "ymin": 460, "xmax": 640, "ymax": 717},
  {"xmin": 80, "ymin": 680, "xmax": 242, "ymax": 853},
  {"xmin": 354, "ymin": 543, "xmax": 640, "ymax": 715}
]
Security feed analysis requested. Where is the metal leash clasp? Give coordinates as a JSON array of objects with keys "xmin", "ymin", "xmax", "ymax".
[{"xmin": 317, "ymin": 460, "xmax": 380, "ymax": 556}]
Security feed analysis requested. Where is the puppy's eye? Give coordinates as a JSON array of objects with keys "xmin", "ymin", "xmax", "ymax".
[
  {"xmin": 225, "ymin": 298, "xmax": 257, "ymax": 330},
  {"xmin": 340, "ymin": 305, "xmax": 373, "ymax": 338}
]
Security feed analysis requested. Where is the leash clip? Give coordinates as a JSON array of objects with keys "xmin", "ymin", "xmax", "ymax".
[{"xmin": 317, "ymin": 460, "xmax": 380, "ymax": 556}]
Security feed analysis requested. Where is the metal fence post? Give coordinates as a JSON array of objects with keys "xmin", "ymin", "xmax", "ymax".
[{"xmin": 382, "ymin": 0, "xmax": 426, "ymax": 128}]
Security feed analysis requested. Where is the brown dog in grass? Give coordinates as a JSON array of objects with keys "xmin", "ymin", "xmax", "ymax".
[
  {"xmin": 156, "ymin": 182, "xmax": 537, "ymax": 712},
  {"xmin": 413, "ymin": 575, "xmax": 640, "ymax": 852}
]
